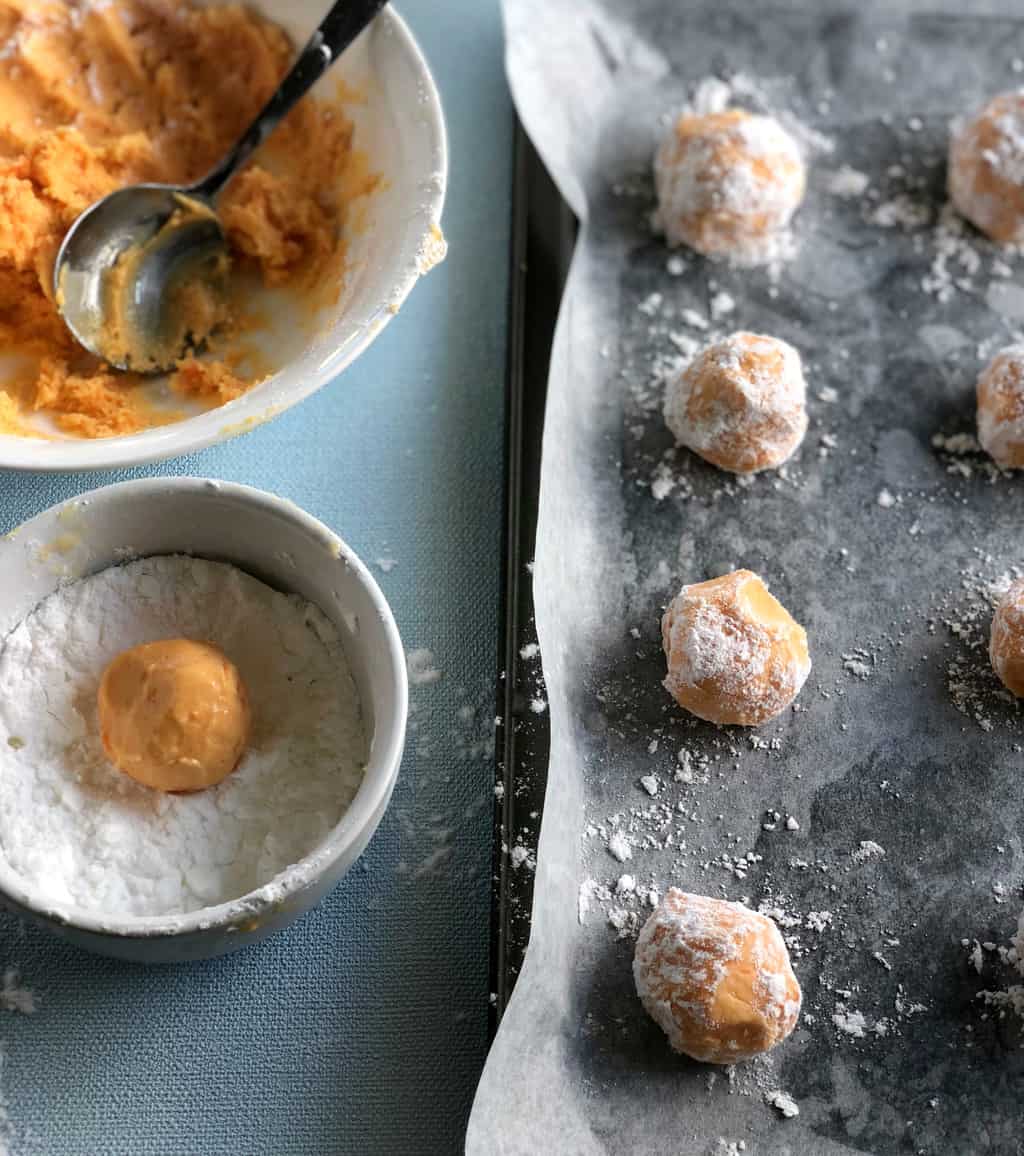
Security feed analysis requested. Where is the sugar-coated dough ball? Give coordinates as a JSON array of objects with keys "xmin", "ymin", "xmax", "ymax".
[
  {"xmin": 98, "ymin": 639, "xmax": 250, "ymax": 793},
  {"xmin": 634, "ymin": 889, "xmax": 802, "ymax": 1064},
  {"xmin": 950, "ymin": 91, "xmax": 1024, "ymax": 242},
  {"xmin": 662, "ymin": 569, "xmax": 810, "ymax": 726},
  {"xmin": 991, "ymin": 579, "xmax": 1024, "ymax": 698},
  {"xmin": 664, "ymin": 332, "xmax": 808, "ymax": 474},
  {"xmin": 977, "ymin": 344, "xmax": 1024, "ymax": 468},
  {"xmin": 654, "ymin": 109, "xmax": 805, "ymax": 262}
]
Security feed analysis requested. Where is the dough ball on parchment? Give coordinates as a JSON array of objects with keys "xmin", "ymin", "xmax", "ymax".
[
  {"xmin": 662, "ymin": 568, "xmax": 810, "ymax": 727},
  {"xmin": 634, "ymin": 888, "xmax": 802, "ymax": 1064},
  {"xmin": 950, "ymin": 90, "xmax": 1024, "ymax": 243},
  {"xmin": 991, "ymin": 578, "xmax": 1024, "ymax": 698},
  {"xmin": 977, "ymin": 344, "xmax": 1024, "ymax": 469},
  {"xmin": 654, "ymin": 108, "xmax": 805, "ymax": 263},
  {"xmin": 663, "ymin": 331, "xmax": 808, "ymax": 474}
]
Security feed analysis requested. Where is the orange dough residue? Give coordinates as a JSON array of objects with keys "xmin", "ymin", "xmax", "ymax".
[
  {"xmin": 0, "ymin": 0, "xmax": 366, "ymax": 440},
  {"xmin": 171, "ymin": 357, "xmax": 249, "ymax": 406}
]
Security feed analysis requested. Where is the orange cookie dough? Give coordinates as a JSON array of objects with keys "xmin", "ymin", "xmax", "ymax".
[
  {"xmin": 98, "ymin": 638, "xmax": 251, "ymax": 793},
  {"xmin": 0, "ymin": 0, "xmax": 365, "ymax": 438},
  {"xmin": 991, "ymin": 579, "xmax": 1024, "ymax": 699},
  {"xmin": 664, "ymin": 332, "xmax": 808, "ymax": 474},
  {"xmin": 654, "ymin": 109, "xmax": 805, "ymax": 263},
  {"xmin": 977, "ymin": 344, "xmax": 1024, "ymax": 469},
  {"xmin": 949, "ymin": 91, "xmax": 1024, "ymax": 243},
  {"xmin": 662, "ymin": 569, "xmax": 810, "ymax": 726},
  {"xmin": 634, "ymin": 889, "xmax": 802, "ymax": 1064}
]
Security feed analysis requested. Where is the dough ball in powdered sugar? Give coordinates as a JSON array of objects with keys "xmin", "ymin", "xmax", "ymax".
[
  {"xmin": 662, "ymin": 569, "xmax": 810, "ymax": 726},
  {"xmin": 950, "ymin": 90, "xmax": 1024, "ymax": 242},
  {"xmin": 977, "ymin": 344, "xmax": 1024, "ymax": 469},
  {"xmin": 634, "ymin": 889, "xmax": 802, "ymax": 1064},
  {"xmin": 654, "ymin": 108, "xmax": 805, "ymax": 263},
  {"xmin": 664, "ymin": 332, "xmax": 808, "ymax": 474},
  {"xmin": 991, "ymin": 578, "xmax": 1024, "ymax": 698}
]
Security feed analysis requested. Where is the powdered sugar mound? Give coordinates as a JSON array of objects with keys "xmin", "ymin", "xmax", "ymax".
[{"xmin": 0, "ymin": 556, "xmax": 367, "ymax": 919}]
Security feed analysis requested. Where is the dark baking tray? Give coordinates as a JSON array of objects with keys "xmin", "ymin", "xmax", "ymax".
[{"xmin": 489, "ymin": 124, "xmax": 576, "ymax": 1030}]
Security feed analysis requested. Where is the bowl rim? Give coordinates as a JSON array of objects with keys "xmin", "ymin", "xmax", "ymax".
[
  {"xmin": 0, "ymin": 477, "xmax": 409, "ymax": 938},
  {"xmin": 0, "ymin": 5, "xmax": 448, "ymax": 472}
]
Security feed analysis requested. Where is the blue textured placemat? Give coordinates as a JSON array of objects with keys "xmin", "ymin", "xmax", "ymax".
[{"xmin": 0, "ymin": 2, "xmax": 511, "ymax": 1152}]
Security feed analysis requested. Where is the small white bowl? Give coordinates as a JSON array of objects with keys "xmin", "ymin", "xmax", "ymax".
[
  {"xmin": 0, "ymin": 478, "xmax": 408, "ymax": 962},
  {"xmin": 0, "ymin": 3, "xmax": 447, "ymax": 471}
]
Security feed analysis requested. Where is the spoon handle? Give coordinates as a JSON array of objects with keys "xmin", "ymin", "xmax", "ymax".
[{"xmin": 192, "ymin": 0, "xmax": 389, "ymax": 201}]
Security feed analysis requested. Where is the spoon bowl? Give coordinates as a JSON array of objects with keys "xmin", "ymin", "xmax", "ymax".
[
  {"xmin": 55, "ymin": 185, "xmax": 230, "ymax": 373},
  {"xmin": 53, "ymin": 0, "xmax": 387, "ymax": 376}
]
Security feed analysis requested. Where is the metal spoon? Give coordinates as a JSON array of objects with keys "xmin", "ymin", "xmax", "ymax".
[{"xmin": 54, "ymin": 0, "xmax": 388, "ymax": 374}]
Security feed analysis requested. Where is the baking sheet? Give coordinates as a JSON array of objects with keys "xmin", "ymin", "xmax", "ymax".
[{"xmin": 469, "ymin": 2, "xmax": 1024, "ymax": 1153}]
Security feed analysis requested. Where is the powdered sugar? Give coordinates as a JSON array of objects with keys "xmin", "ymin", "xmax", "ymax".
[
  {"xmin": 0, "ymin": 556, "xmax": 366, "ymax": 919},
  {"xmin": 0, "ymin": 974, "xmax": 34, "ymax": 1017}
]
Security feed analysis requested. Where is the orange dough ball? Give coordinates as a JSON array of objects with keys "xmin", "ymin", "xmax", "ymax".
[
  {"xmin": 634, "ymin": 889, "xmax": 802, "ymax": 1064},
  {"xmin": 664, "ymin": 332, "xmax": 808, "ymax": 474},
  {"xmin": 977, "ymin": 344, "xmax": 1024, "ymax": 469},
  {"xmin": 654, "ymin": 109, "xmax": 805, "ymax": 262},
  {"xmin": 950, "ymin": 91, "xmax": 1024, "ymax": 242},
  {"xmin": 991, "ymin": 579, "xmax": 1024, "ymax": 698},
  {"xmin": 98, "ymin": 639, "xmax": 250, "ymax": 793},
  {"xmin": 662, "ymin": 569, "xmax": 810, "ymax": 726}
]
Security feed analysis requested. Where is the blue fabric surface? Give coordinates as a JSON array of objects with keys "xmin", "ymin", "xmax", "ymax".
[{"xmin": 0, "ymin": 2, "xmax": 511, "ymax": 1152}]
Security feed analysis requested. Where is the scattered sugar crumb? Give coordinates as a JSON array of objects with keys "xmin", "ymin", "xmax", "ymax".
[
  {"xmin": 407, "ymin": 648, "xmax": 442, "ymax": 685},
  {"xmin": 825, "ymin": 165, "xmax": 870, "ymax": 198},
  {"xmin": 0, "ymin": 970, "xmax": 35, "ymax": 1016},
  {"xmin": 709, "ymin": 291, "xmax": 735, "ymax": 320},
  {"xmin": 852, "ymin": 840, "xmax": 886, "ymax": 863},
  {"xmin": 639, "ymin": 774, "xmax": 660, "ymax": 797},
  {"xmin": 833, "ymin": 1007, "xmax": 868, "ymax": 1038},
  {"xmin": 608, "ymin": 831, "xmax": 633, "ymax": 863},
  {"xmin": 765, "ymin": 1089, "xmax": 800, "ymax": 1118}
]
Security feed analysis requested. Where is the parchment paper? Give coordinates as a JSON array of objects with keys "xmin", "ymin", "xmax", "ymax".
[{"xmin": 471, "ymin": 3, "xmax": 1024, "ymax": 1153}]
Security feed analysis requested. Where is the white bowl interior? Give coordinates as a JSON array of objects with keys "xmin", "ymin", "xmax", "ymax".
[
  {"xmin": 0, "ymin": 479, "xmax": 407, "ymax": 933},
  {"xmin": 0, "ymin": 4, "xmax": 447, "ymax": 470}
]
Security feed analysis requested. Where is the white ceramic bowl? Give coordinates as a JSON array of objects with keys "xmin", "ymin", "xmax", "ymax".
[
  {"xmin": 0, "ymin": 478, "xmax": 408, "ymax": 962},
  {"xmin": 0, "ymin": 4, "xmax": 447, "ymax": 471}
]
